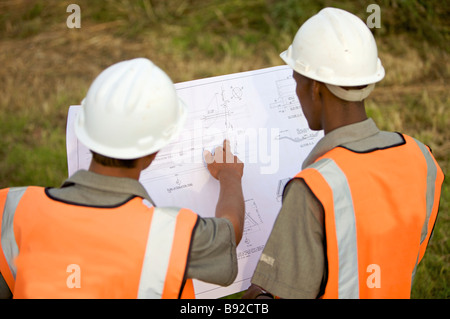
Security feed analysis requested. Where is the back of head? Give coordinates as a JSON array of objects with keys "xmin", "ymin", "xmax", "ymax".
[
  {"xmin": 280, "ymin": 7, "xmax": 385, "ymax": 101},
  {"xmin": 75, "ymin": 58, "xmax": 186, "ymax": 160}
]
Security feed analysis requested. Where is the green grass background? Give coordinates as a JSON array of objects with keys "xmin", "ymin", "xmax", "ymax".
[{"xmin": 0, "ymin": 0, "xmax": 448, "ymax": 298}]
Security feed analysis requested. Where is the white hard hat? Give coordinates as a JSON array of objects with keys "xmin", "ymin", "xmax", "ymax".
[
  {"xmin": 280, "ymin": 7, "xmax": 385, "ymax": 101},
  {"xmin": 75, "ymin": 58, "xmax": 186, "ymax": 159}
]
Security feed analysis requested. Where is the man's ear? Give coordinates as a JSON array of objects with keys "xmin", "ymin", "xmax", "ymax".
[
  {"xmin": 141, "ymin": 151, "xmax": 159, "ymax": 170},
  {"xmin": 149, "ymin": 151, "xmax": 158, "ymax": 161}
]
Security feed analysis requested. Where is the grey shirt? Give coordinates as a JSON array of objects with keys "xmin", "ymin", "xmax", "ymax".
[
  {"xmin": 251, "ymin": 118, "xmax": 404, "ymax": 298},
  {"xmin": 0, "ymin": 170, "xmax": 237, "ymax": 298}
]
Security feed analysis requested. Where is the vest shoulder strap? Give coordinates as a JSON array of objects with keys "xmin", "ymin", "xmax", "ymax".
[
  {"xmin": 138, "ymin": 207, "xmax": 198, "ymax": 299},
  {"xmin": 0, "ymin": 187, "xmax": 30, "ymax": 291}
]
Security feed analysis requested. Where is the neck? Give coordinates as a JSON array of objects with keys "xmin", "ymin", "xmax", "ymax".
[
  {"xmin": 322, "ymin": 100, "xmax": 368, "ymax": 135},
  {"xmin": 88, "ymin": 160, "xmax": 142, "ymax": 180}
]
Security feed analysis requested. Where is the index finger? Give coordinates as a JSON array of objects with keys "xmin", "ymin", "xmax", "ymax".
[{"xmin": 223, "ymin": 139, "xmax": 231, "ymax": 151}]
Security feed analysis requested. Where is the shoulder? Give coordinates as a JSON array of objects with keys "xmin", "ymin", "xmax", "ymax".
[
  {"xmin": 0, "ymin": 186, "xmax": 33, "ymax": 209},
  {"xmin": 276, "ymin": 178, "xmax": 325, "ymax": 231},
  {"xmin": 283, "ymin": 178, "xmax": 323, "ymax": 214}
]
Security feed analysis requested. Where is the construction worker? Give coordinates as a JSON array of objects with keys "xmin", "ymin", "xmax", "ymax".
[
  {"xmin": 0, "ymin": 58, "xmax": 245, "ymax": 298},
  {"xmin": 244, "ymin": 7, "xmax": 444, "ymax": 299}
]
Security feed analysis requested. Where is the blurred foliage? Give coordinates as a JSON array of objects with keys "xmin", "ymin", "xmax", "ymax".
[{"xmin": 2, "ymin": 0, "xmax": 449, "ymax": 52}]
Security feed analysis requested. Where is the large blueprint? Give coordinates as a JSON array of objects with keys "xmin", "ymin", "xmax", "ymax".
[{"xmin": 66, "ymin": 65, "xmax": 323, "ymax": 298}]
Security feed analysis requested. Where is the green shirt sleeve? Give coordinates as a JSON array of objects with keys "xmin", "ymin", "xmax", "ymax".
[
  {"xmin": 251, "ymin": 178, "xmax": 327, "ymax": 298},
  {"xmin": 187, "ymin": 217, "xmax": 238, "ymax": 286}
]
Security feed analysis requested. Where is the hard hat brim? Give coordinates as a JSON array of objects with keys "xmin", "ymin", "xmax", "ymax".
[
  {"xmin": 75, "ymin": 97, "xmax": 187, "ymax": 160},
  {"xmin": 280, "ymin": 49, "xmax": 385, "ymax": 87}
]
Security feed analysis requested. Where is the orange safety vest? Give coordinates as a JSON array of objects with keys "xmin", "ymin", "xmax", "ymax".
[
  {"xmin": 0, "ymin": 186, "xmax": 198, "ymax": 299},
  {"xmin": 295, "ymin": 134, "xmax": 443, "ymax": 299}
]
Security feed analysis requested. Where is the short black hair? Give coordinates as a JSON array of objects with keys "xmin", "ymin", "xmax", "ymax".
[{"xmin": 91, "ymin": 151, "xmax": 137, "ymax": 168}]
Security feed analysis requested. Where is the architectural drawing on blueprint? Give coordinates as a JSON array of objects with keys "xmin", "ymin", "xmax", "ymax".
[
  {"xmin": 240, "ymin": 199, "xmax": 264, "ymax": 250},
  {"xmin": 201, "ymin": 84, "xmax": 244, "ymax": 131},
  {"xmin": 270, "ymin": 76, "xmax": 301, "ymax": 118},
  {"xmin": 66, "ymin": 65, "xmax": 323, "ymax": 298}
]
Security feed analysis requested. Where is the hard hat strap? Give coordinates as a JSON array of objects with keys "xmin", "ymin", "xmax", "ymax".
[{"xmin": 325, "ymin": 83, "xmax": 375, "ymax": 102}]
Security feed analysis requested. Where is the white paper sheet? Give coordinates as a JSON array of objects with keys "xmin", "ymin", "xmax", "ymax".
[{"xmin": 66, "ymin": 65, "xmax": 323, "ymax": 298}]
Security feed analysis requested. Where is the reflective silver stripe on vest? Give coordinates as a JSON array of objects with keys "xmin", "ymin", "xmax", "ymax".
[
  {"xmin": 309, "ymin": 158, "xmax": 359, "ymax": 299},
  {"xmin": 410, "ymin": 138, "xmax": 439, "ymax": 285},
  {"xmin": 1, "ymin": 187, "xmax": 27, "ymax": 280},
  {"xmin": 410, "ymin": 138, "xmax": 439, "ymax": 244},
  {"xmin": 137, "ymin": 207, "xmax": 180, "ymax": 299}
]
